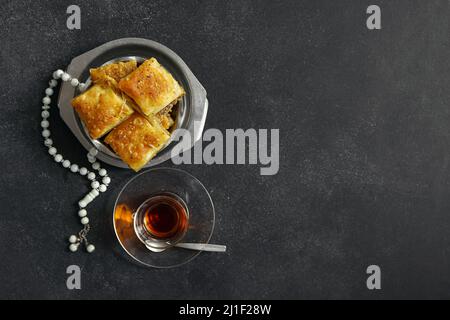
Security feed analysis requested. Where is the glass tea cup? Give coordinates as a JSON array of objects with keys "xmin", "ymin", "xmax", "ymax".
[{"xmin": 133, "ymin": 192, "xmax": 189, "ymax": 252}]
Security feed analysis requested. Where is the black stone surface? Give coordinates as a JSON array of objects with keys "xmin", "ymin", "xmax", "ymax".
[{"xmin": 1, "ymin": 0, "xmax": 449, "ymax": 299}]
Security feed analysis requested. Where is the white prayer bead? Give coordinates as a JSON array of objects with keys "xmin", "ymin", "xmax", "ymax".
[
  {"xmin": 54, "ymin": 154, "xmax": 63, "ymax": 162},
  {"xmin": 81, "ymin": 217, "xmax": 89, "ymax": 225},
  {"xmin": 79, "ymin": 195, "xmax": 92, "ymax": 206},
  {"xmin": 99, "ymin": 169, "xmax": 107, "ymax": 176},
  {"xmin": 70, "ymin": 78, "xmax": 79, "ymax": 87},
  {"xmin": 86, "ymin": 244, "xmax": 95, "ymax": 253},
  {"xmin": 62, "ymin": 160, "xmax": 71, "ymax": 168},
  {"xmin": 78, "ymin": 209, "xmax": 87, "ymax": 217},
  {"xmin": 41, "ymin": 120, "xmax": 49, "ymax": 128},
  {"xmin": 88, "ymin": 156, "xmax": 96, "ymax": 163},
  {"xmin": 99, "ymin": 184, "xmax": 107, "ymax": 192},
  {"xmin": 42, "ymin": 105, "xmax": 50, "ymax": 110},
  {"xmin": 42, "ymin": 96, "xmax": 51, "ymax": 105},
  {"xmin": 42, "ymin": 130, "xmax": 50, "ymax": 138},
  {"xmin": 53, "ymin": 69, "xmax": 64, "ymax": 79},
  {"xmin": 87, "ymin": 172, "xmax": 96, "ymax": 180},
  {"xmin": 69, "ymin": 235, "xmax": 78, "ymax": 244},
  {"xmin": 69, "ymin": 243, "xmax": 79, "ymax": 252},
  {"xmin": 61, "ymin": 73, "xmax": 71, "ymax": 82},
  {"xmin": 78, "ymin": 199, "xmax": 87, "ymax": 208},
  {"xmin": 41, "ymin": 110, "xmax": 50, "ymax": 118},
  {"xmin": 70, "ymin": 164, "xmax": 79, "ymax": 173},
  {"xmin": 91, "ymin": 181, "xmax": 100, "ymax": 189},
  {"xmin": 88, "ymin": 192, "xmax": 97, "ymax": 200},
  {"xmin": 102, "ymin": 176, "xmax": 111, "ymax": 185},
  {"xmin": 79, "ymin": 167, "xmax": 88, "ymax": 175},
  {"xmin": 44, "ymin": 138, "xmax": 53, "ymax": 146},
  {"xmin": 48, "ymin": 147, "xmax": 57, "ymax": 155},
  {"xmin": 78, "ymin": 83, "xmax": 87, "ymax": 91},
  {"xmin": 45, "ymin": 88, "xmax": 54, "ymax": 96},
  {"xmin": 49, "ymin": 79, "xmax": 58, "ymax": 88},
  {"xmin": 91, "ymin": 189, "xmax": 99, "ymax": 197},
  {"xmin": 92, "ymin": 162, "xmax": 100, "ymax": 170},
  {"xmin": 89, "ymin": 148, "xmax": 98, "ymax": 157}
]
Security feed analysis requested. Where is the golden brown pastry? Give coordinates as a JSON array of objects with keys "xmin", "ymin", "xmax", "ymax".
[
  {"xmin": 118, "ymin": 58, "xmax": 185, "ymax": 116},
  {"xmin": 104, "ymin": 114, "xmax": 170, "ymax": 171},
  {"xmin": 157, "ymin": 113, "xmax": 175, "ymax": 130},
  {"xmin": 71, "ymin": 84, "xmax": 135, "ymax": 140},
  {"xmin": 155, "ymin": 103, "xmax": 175, "ymax": 130},
  {"xmin": 90, "ymin": 60, "xmax": 137, "ymax": 87}
]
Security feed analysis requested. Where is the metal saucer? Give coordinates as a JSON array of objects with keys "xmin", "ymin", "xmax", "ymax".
[{"xmin": 57, "ymin": 38, "xmax": 208, "ymax": 168}]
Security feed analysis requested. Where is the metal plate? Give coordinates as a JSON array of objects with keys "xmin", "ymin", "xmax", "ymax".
[{"xmin": 58, "ymin": 38, "xmax": 208, "ymax": 168}]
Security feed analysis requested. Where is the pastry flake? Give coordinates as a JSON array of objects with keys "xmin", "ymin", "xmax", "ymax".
[
  {"xmin": 90, "ymin": 60, "xmax": 137, "ymax": 87},
  {"xmin": 118, "ymin": 58, "xmax": 185, "ymax": 116},
  {"xmin": 71, "ymin": 84, "xmax": 135, "ymax": 140},
  {"xmin": 104, "ymin": 114, "xmax": 170, "ymax": 171},
  {"xmin": 155, "ymin": 103, "xmax": 176, "ymax": 130},
  {"xmin": 157, "ymin": 113, "xmax": 175, "ymax": 130}
]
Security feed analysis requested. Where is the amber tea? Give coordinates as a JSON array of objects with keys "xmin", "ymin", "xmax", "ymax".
[
  {"xmin": 142, "ymin": 194, "xmax": 188, "ymax": 239},
  {"xmin": 134, "ymin": 193, "xmax": 189, "ymax": 250}
]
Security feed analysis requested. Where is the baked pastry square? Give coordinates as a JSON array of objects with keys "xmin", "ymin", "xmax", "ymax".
[
  {"xmin": 71, "ymin": 84, "xmax": 135, "ymax": 140},
  {"xmin": 90, "ymin": 60, "xmax": 137, "ymax": 87},
  {"xmin": 118, "ymin": 58, "xmax": 185, "ymax": 116},
  {"xmin": 104, "ymin": 114, "xmax": 170, "ymax": 171}
]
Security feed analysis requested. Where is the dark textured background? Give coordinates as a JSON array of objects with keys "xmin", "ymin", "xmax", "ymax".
[{"xmin": 0, "ymin": 0, "xmax": 449, "ymax": 299}]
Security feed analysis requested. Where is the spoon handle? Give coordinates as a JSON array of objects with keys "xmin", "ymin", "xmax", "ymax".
[{"xmin": 175, "ymin": 243, "xmax": 227, "ymax": 252}]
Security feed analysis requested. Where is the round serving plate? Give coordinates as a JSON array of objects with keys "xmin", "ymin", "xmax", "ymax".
[{"xmin": 57, "ymin": 38, "xmax": 208, "ymax": 168}]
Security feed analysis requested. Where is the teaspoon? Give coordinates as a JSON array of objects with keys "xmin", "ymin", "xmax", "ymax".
[{"xmin": 145, "ymin": 241, "xmax": 226, "ymax": 253}]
